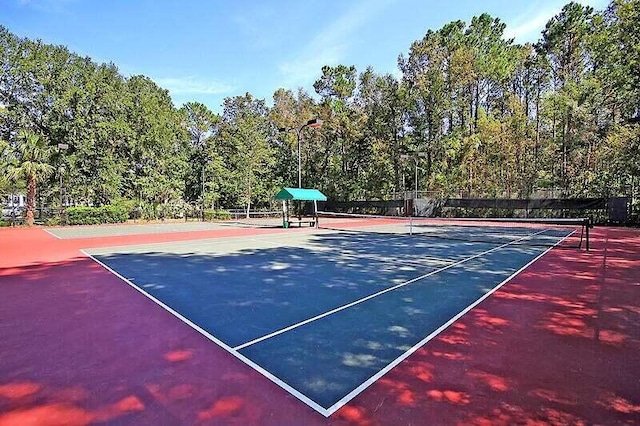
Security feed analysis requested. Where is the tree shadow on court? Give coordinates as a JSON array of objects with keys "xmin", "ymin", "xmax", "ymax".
[
  {"xmin": 1, "ymin": 227, "xmax": 639, "ymax": 425},
  {"xmin": 330, "ymin": 227, "xmax": 640, "ymax": 425},
  {"xmin": 80, "ymin": 231, "xmax": 565, "ymax": 414},
  {"xmin": 0, "ymin": 229, "xmax": 550, "ymax": 424},
  {"xmin": 0, "ymin": 256, "xmax": 328, "ymax": 425},
  {"xmin": 88, "ymin": 230, "xmax": 539, "ymax": 348}
]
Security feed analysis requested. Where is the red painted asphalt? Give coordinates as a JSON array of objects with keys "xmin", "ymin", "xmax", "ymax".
[{"xmin": 0, "ymin": 225, "xmax": 638, "ymax": 425}]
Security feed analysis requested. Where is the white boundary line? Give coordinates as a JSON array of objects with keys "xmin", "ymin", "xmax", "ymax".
[
  {"xmin": 81, "ymin": 227, "xmax": 573, "ymax": 417},
  {"xmin": 233, "ymin": 228, "xmax": 551, "ymax": 351},
  {"xmin": 81, "ymin": 249, "xmax": 331, "ymax": 417},
  {"xmin": 42, "ymin": 228, "xmax": 62, "ymax": 239},
  {"xmin": 84, "ymin": 227, "xmax": 328, "ymax": 254},
  {"xmin": 323, "ymin": 229, "xmax": 575, "ymax": 415}
]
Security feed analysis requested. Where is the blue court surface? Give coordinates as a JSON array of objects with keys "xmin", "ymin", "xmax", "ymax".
[{"xmin": 85, "ymin": 226, "xmax": 572, "ymax": 416}]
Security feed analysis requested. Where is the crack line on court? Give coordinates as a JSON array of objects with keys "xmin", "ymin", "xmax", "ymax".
[{"xmin": 232, "ymin": 227, "xmax": 552, "ymax": 351}]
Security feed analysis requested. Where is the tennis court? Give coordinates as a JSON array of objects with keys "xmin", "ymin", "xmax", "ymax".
[
  {"xmin": 82, "ymin": 216, "xmax": 579, "ymax": 415},
  {"xmin": 1, "ymin": 218, "xmax": 639, "ymax": 424}
]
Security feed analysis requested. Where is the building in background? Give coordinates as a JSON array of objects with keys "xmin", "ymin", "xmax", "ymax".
[{"xmin": 2, "ymin": 193, "xmax": 26, "ymax": 217}]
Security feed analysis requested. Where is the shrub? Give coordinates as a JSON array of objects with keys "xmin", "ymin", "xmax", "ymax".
[
  {"xmin": 66, "ymin": 205, "xmax": 129, "ymax": 225},
  {"xmin": 44, "ymin": 217, "xmax": 61, "ymax": 226},
  {"xmin": 66, "ymin": 207, "xmax": 96, "ymax": 225},
  {"xmin": 204, "ymin": 209, "xmax": 231, "ymax": 221},
  {"xmin": 112, "ymin": 199, "xmax": 137, "ymax": 219},
  {"xmin": 103, "ymin": 205, "xmax": 129, "ymax": 223}
]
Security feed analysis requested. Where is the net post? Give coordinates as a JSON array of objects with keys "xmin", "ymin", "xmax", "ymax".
[
  {"xmin": 586, "ymin": 217, "xmax": 590, "ymax": 251},
  {"xmin": 410, "ymin": 216, "xmax": 413, "ymax": 236}
]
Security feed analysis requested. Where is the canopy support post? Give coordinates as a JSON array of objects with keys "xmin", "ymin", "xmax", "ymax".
[
  {"xmin": 313, "ymin": 200, "xmax": 318, "ymax": 228},
  {"xmin": 282, "ymin": 200, "xmax": 289, "ymax": 228}
]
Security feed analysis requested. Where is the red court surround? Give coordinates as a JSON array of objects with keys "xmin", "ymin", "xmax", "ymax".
[{"xmin": 0, "ymin": 224, "xmax": 638, "ymax": 425}]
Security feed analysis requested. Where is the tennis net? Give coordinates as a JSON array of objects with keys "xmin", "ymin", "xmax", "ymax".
[
  {"xmin": 222, "ymin": 210, "xmax": 284, "ymax": 228},
  {"xmin": 316, "ymin": 211, "xmax": 591, "ymax": 250}
]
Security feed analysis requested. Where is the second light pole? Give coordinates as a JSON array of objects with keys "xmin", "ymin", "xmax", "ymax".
[
  {"xmin": 279, "ymin": 118, "xmax": 322, "ymax": 188},
  {"xmin": 400, "ymin": 151, "xmax": 427, "ymax": 199}
]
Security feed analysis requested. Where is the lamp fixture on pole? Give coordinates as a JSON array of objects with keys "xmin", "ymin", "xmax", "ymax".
[{"xmin": 279, "ymin": 118, "xmax": 322, "ymax": 188}]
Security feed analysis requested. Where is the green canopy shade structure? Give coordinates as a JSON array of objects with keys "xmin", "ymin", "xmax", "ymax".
[
  {"xmin": 274, "ymin": 187, "xmax": 327, "ymax": 228},
  {"xmin": 274, "ymin": 187, "xmax": 327, "ymax": 201}
]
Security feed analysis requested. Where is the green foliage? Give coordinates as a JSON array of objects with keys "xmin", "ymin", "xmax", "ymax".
[
  {"xmin": 217, "ymin": 93, "xmax": 278, "ymax": 211},
  {"xmin": 0, "ymin": 1, "xmax": 638, "ymax": 219},
  {"xmin": 6, "ymin": 131, "xmax": 55, "ymax": 225},
  {"xmin": 314, "ymin": 65, "xmax": 357, "ymax": 99},
  {"xmin": 110, "ymin": 199, "xmax": 137, "ymax": 219},
  {"xmin": 44, "ymin": 217, "xmax": 61, "ymax": 226},
  {"xmin": 204, "ymin": 209, "xmax": 232, "ymax": 221},
  {"xmin": 66, "ymin": 205, "xmax": 129, "ymax": 225},
  {"xmin": 271, "ymin": 88, "xmax": 320, "ymax": 191},
  {"xmin": 0, "ymin": 138, "xmax": 13, "ymax": 196},
  {"xmin": 179, "ymin": 102, "xmax": 224, "ymax": 207}
]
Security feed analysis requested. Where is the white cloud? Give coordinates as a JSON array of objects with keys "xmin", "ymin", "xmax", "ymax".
[
  {"xmin": 504, "ymin": 0, "xmax": 609, "ymax": 44},
  {"xmin": 278, "ymin": 0, "xmax": 396, "ymax": 87},
  {"xmin": 279, "ymin": 45, "xmax": 347, "ymax": 87},
  {"xmin": 153, "ymin": 77, "xmax": 235, "ymax": 96},
  {"xmin": 504, "ymin": 2, "xmax": 563, "ymax": 43}
]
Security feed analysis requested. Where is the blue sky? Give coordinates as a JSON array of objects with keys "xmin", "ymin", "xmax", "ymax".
[{"xmin": 1, "ymin": 0, "xmax": 609, "ymax": 113}]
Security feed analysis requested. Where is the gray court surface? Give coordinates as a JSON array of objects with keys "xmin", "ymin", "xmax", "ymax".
[
  {"xmin": 85, "ymin": 229, "xmax": 329, "ymax": 255},
  {"xmin": 45, "ymin": 216, "xmax": 339, "ymax": 239},
  {"xmin": 45, "ymin": 221, "xmax": 245, "ymax": 239}
]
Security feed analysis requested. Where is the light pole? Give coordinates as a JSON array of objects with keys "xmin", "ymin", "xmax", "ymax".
[
  {"xmin": 400, "ymin": 152, "xmax": 427, "ymax": 199},
  {"xmin": 57, "ymin": 143, "xmax": 69, "ymax": 224},
  {"xmin": 201, "ymin": 162, "xmax": 205, "ymax": 221},
  {"xmin": 201, "ymin": 151, "xmax": 209, "ymax": 221},
  {"xmin": 279, "ymin": 118, "xmax": 322, "ymax": 188}
]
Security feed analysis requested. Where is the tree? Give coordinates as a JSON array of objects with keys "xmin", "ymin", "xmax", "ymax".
[
  {"xmin": 2, "ymin": 2, "xmax": 639, "ymax": 220},
  {"xmin": 400, "ymin": 28, "xmax": 447, "ymax": 184},
  {"xmin": 270, "ymin": 88, "xmax": 318, "ymax": 189},
  {"xmin": 541, "ymin": 2, "xmax": 595, "ymax": 191},
  {"xmin": 59, "ymin": 60, "xmax": 131, "ymax": 206},
  {"xmin": 218, "ymin": 93, "xmax": 277, "ymax": 215},
  {"xmin": 357, "ymin": 68, "xmax": 407, "ymax": 197},
  {"xmin": 179, "ymin": 102, "xmax": 221, "ymax": 207},
  {"xmin": 7, "ymin": 131, "xmax": 54, "ymax": 225},
  {"xmin": 313, "ymin": 65, "xmax": 369, "ymax": 200}
]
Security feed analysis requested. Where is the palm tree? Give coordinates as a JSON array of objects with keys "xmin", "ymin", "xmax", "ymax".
[
  {"xmin": 7, "ymin": 131, "xmax": 54, "ymax": 226},
  {"xmin": 0, "ymin": 140, "xmax": 11, "ymax": 195}
]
